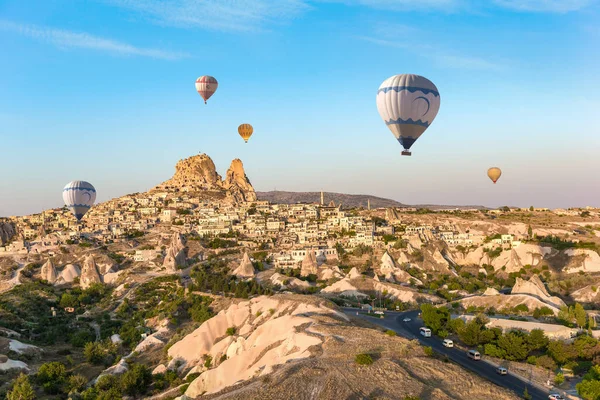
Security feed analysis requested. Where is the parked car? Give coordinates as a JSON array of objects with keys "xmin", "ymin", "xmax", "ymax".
[
  {"xmin": 442, "ymin": 339, "xmax": 454, "ymax": 348},
  {"xmin": 374, "ymin": 310, "xmax": 384, "ymax": 315},
  {"xmin": 496, "ymin": 367, "xmax": 508, "ymax": 375},
  {"xmin": 548, "ymin": 395, "xmax": 564, "ymax": 400},
  {"xmin": 402, "ymin": 317, "xmax": 411, "ymax": 322}
]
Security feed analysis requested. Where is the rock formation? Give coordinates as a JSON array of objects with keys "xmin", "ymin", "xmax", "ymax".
[
  {"xmin": 379, "ymin": 251, "xmax": 397, "ymax": 282},
  {"xmin": 40, "ymin": 259, "xmax": 58, "ymax": 283},
  {"xmin": 0, "ymin": 222, "xmax": 16, "ymax": 246},
  {"xmin": 222, "ymin": 159, "xmax": 257, "ymax": 203},
  {"xmin": 346, "ymin": 267, "xmax": 362, "ymax": 279},
  {"xmin": 163, "ymin": 233, "xmax": 187, "ymax": 271},
  {"xmin": 511, "ymin": 275, "xmax": 566, "ymax": 309},
  {"xmin": 152, "ymin": 154, "xmax": 256, "ymax": 204},
  {"xmin": 233, "ymin": 252, "xmax": 255, "ymax": 279},
  {"xmin": 58, "ymin": 264, "xmax": 81, "ymax": 284},
  {"xmin": 80, "ymin": 256, "xmax": 102, "ymax": 289},
  {"xmin": 167, "ymin": 296, "xmax": 340, "ymax": 397},
  {"xmin": 154, "ymin": 154, "xmax": 223, "ymax": 192},
  {"xmin": 300, "ymin": 250, "xmax": 318, "ymax": 277}
]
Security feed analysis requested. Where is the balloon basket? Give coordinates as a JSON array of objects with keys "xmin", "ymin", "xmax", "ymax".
[{"xmin": 401, "ymin": 150, "xmax": 412, "ymax": 156}]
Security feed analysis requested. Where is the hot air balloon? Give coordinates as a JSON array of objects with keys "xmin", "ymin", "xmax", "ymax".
[
  {"xmin": 487, "ymin": 167, "xmax": 502, "ymax": 184},
  {"xmin": 195, "ymin": 76, "xmax": 218, "ymax": 104},
  {"xmin": 63, "ymin": 181, "xmax": 96, "ymax": 221},
  {"xmin": 376, "ymin": 74, "xmax": 441, "ymax": 156},
  {"xmin": 238, "ymin": 123, "xmax": 253, "ymax": 143}
]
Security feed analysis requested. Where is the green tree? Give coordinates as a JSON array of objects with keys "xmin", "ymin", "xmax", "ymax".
[
  {"xmin": 7, "ymin": 373, "xmax": 36, "ymax": 400},
  {"xmin": 523, "ymin": 387, "xmax": 532, "ymax": 400},
  {"xmin": 533, "ymin": 306, "xmax": 554, "ymax": 319},
  {"xmin": 526, "ymin": 329, "xmax": 549, "ymax": 351},
  {"xmin": 484, "ymin": 343, "xmax": 506, "ymax": 358},
  {"xmin": 535, "ymin": 355, "xmax": 557, "ymax": 370},
  {"xmin": 37, "ymin": 361, "xmax": 67, "ymax": 394},
  {"xmin": 120, "ymin": 364, "xmax": 152, "ymax": 397},
  {"xmin": 497, "ymin": 332, "xmax": 529, "ymax": 361},
  {"xmin": 458, "ymin": 320, "xmax": 483, "ymax": 346},
  {"xmin": 548, "ymin": 340, "xmax": 578, "ymax": 365},
  {"xmin": 577, "ymin": 365, "xmax": 600, "ymax": 400},
  {"xmin": 68, "ymin": 374, "xmax": 88, "ymax": 393},
  {"xmin": 420, "ymin": 304, "xmax": 449, "ymax": 334},
  {"xmin": 554, "ymin": 373, "xmax": 565, "ymax": 386},
  {"xmin": 59, "ymin": 292, "xmax": 78, "ymax": 308},
  {"xmin": 574, "ymin": 303, "xmax": 588, "ymax": 328}
]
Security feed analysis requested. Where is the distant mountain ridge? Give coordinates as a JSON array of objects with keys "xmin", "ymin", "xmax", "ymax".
[{"xmin": 256, "ymin": 191, "xmax": 487, "ymax": 210}]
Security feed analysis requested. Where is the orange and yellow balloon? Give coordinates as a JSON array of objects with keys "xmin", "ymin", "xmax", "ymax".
[
  {"xmin": 487, "ymin": 167, "xmax": 502, "ymax": 184},
  {"xmin": 238, "ymin": 124, "xmax": 253, "ymax": 143}
]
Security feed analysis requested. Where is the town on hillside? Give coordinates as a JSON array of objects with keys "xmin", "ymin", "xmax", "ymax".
[{"xmin": 1, "ymin": 154, "xmax": 600, "ymax": 399}]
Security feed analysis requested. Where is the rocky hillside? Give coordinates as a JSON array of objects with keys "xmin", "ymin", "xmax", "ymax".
[
  {"xmin": 164, "ymin": 295, "xmax": 516, "ymax": 400},
  {"xmin": 153, "ymin": 154, "xmax": 256, "ymax": 203},
  {"xmin": 257, "ymin": 191, "xmax": 487, "ymax": 210},
  {"xmin": 0, "ymin": 222, "xmax": 16, "ymax": 246},
  {"xmin": 256, "ymin": 191, "xmax": 405, "ymax": 208}
]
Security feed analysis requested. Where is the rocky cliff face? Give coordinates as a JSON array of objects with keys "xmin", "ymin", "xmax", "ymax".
[
  {"xmin": 511, "ymin": 275, "xmax": 566, "ymax": 309},
  {"xmin": 153, "ymin": 154, "xmax": 256, "ymax": 204},
  {"xmin": 232, "ymin": 252, "xmax": 255, "ymax": 279},
  {"xmin": 155, "ymin": 154, "xmax": 223, "ymax": 192},
  {"xmin": 80, "ymin": 256, "xmax": 102, "ymax": 289},
  {"xmin": 223, "ymin": 159, "xmax": 257, "ymax": 203},
  {"xmin": 300, "ymin": 251, "xmax": 318, "ymax": 277},
  {"xmin": 163, "ymin": 233, "xmax": 187, "ymax": 272},
  {"xmin": 0, "ymin": 222, "xmax": 16, "ymax": 246},
  {"xmin": 40, "ymin": 259, "xmax": 58, "ymax": 284}
]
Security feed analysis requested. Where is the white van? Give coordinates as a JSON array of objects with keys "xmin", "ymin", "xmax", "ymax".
[
  {"xmin": 467, "ymin": 350, "xmax": 481, "ymax": 360},
  {"xmin": 420, "ymin": 327, "xmax": 431, "ymax": 337},
  {"xmin": 442, "ymin": 339, "xmax": 454, "ymax": 348}
]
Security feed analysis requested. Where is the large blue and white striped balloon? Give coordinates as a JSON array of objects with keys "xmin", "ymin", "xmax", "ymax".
[
  {"xmin": 376, "ymin": 74, "xmax": 440, "ymax": 156},
  {"xmin": 63, "ymin": 181, "xmax": 96, "ymax": 221}
]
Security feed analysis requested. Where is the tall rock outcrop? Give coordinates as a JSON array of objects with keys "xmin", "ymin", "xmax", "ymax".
[
  {"xmin": 40, "ymin": 259, "xmax": 57, "ymax": 284},
  {"xmin": 163, "ymin": 233, "xmax": 187, "ymax": 271},
  {"xmin": 223, "ymin": 159, "xmax": 257, "ymax": 203},
  {"xmin": 80, "ymin": 256, "xmax": 102, "ymax": 289},
  {"xmin": 152, "ymin": 154, "xmax": 256, "ymax": 204},
  {"xmin": 154, "ymin": 154, "xmax": 223, "ymax": 192},
  {"xmin": 511, "ymin": 275, "xmax": 566, "ymax": 310},
  {"xmin": 0, "ymin": 222, "xmax": 16, "ymax": 246},
  {"xmin": 379, "ymin": 251, "xmax": 397, "ymax": 282},
  {"xmin": 233, "ymin": 252, "xmax": 255, "ymax": 279},
  {"xmin": 300, "ymin": 250, "xmax": 318, "ymax": 277}
]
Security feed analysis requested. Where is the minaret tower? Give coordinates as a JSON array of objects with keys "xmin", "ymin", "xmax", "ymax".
[{"xmin": 320, "ymin": 191, "xmax": 324, "ymax": 206}]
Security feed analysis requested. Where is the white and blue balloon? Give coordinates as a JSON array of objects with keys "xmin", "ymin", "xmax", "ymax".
[
  {"xmin": 63, "ymin": 181, "xmax": 96, "ymax": 221},
  {"xmin": 376, "ymin": 74, "xmax": 440, "ymax": 156}
]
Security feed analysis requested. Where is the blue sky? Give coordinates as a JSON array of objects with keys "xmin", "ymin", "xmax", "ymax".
[{"xmin": 1, "ymin": 0, "xmax": 599, "ymax": 216}]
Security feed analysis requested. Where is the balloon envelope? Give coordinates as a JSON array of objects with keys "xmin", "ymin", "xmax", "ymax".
[
  {"xmin": 195, "ymin": 76, "xmax": 218, "ymax": 104},
  {"xmin": 63, "ymin": 181, "xmax": 96, "ymax": 221},
  {"xmin": 487, "ymin": 167, "xmax": 502, "ymax": 184},
  {"xmin": 238, "ymin": 123, "xmax": 253, "ymax": 143},
  {"xmin": 376, "ymin": 74, "xmax": 440, "ymax": 155}
]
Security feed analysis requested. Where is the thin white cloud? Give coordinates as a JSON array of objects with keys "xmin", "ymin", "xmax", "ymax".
[
  {"xmin": 0, "ymin": 20, "xmax": 188, "ymax": 60},
  {"xmin": 492, "ymin": 0, "xmax": 594, "ymax": 12},
  {"xmin": 109, "ymin": 0, "xmax": 311, "ymax": 32},
  {"xmin": 317, "ymin": 0, "xmax": 464, "ymax": 11},
  {"xmin": 430, "ymin": 53, "xmax": 505, "ymax": 71},
  {"xmin": 318, "ymin": 0, "xmax": 593, "ymax": 12},
  {"xmin": 357, "ymin": 34, "xmax": 506, "ymax": 71}
]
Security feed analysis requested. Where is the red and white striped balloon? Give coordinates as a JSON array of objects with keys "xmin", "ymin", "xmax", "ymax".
[{"xmin": 195, "ymin": 76, "xmax": 218, "ymax": 104}]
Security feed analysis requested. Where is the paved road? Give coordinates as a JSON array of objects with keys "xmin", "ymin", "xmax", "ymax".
[{"xmin": 342, "ymin": 308, "xmax": 554, "ymax": 400}]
